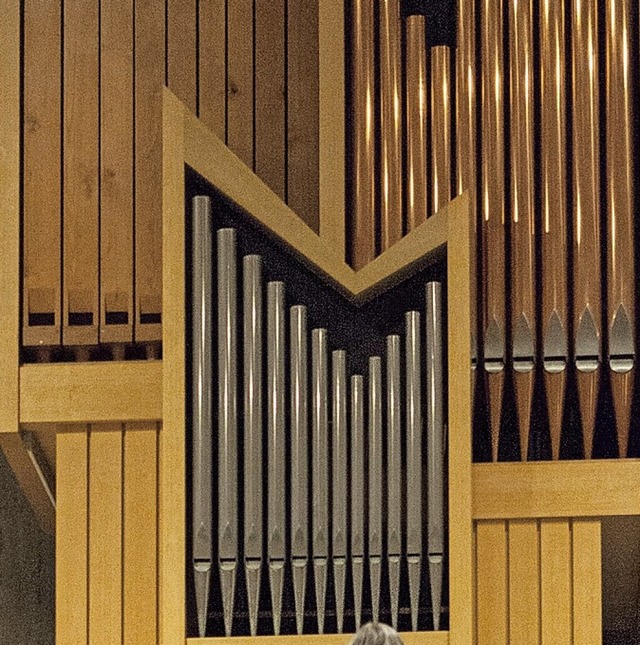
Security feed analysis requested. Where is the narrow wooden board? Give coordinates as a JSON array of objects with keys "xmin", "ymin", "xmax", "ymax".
[
  {"xmin": 540, "ymin": 520, "xmax": 572, "ymax": 644},
  {"xmin": 188, "ymin": 633, "xmax": 450, "ymax": 644},
  {"xmin": 475, "ymin": 521, "xmax": 508, "ymax": 645},
  {"xmin": 573, "ymin": 519, "xmax": 602, "ymax": 644},
  {"xmin": 473, "ymin": 460, "xmax": 640, "ymax": 518},
  {"xmin": 226, "ymin": 0, "xmax": 254, "ymax": 167},
  {"xmin": 134, "ymin": 0, "xmax": 164, "ymax": 342},
  {"xmin": 88, "ymin": 426, "xmax": 123, "ymax": 644},
  {"xmin": 198, "ymin": 0, "xmax": 226, "ymax": 139},
  {"xmin": 56, "ymin": 428, "xmax": 88, "ymax": 645},
  {"xmin": 22, "ymin": 0, "xmax": 62, "ymax": 348},
  {"xmin": 100, "ymin": 0, "xmax": 134, "ymax": 344},
  {"xmin": 167, "ymin": 0, "xmax": 197, "ymax": 113},
  {"xmin": 255, "ymin": 0, "xmax": 286, "ymax": 201},
  {"xmin": 123, "ymin": 423, "xmax": 158, "ymax": 645},
  {"xmin": 287, "ymin": 0, "xmax": 319, "ymax": 230},
  {"xmin": 63, "ymin": 0, "xmax": 100, "ymax": 346},
  {"xmin": 0, "ymin": 0, "xmax": 20, "ymax": 432},
  {"xmin": 508, "ymin": 520, "xmax": 540, "ymax": 644}
]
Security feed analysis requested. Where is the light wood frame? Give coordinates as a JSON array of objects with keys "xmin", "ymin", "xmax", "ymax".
[{"xmin": 161, "ymin": 88, "xmax": 473, "ymax": 644}]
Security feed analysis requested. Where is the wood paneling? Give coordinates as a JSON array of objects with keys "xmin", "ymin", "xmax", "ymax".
[
  {"xmin": 167, "ymin": 0, "xmax": 197, "ymax": 113},
  {"xmin": 100, "ymin": 0, "xmax": 134, "ymax": 345},
  {"xmin": 63, "ymin": 0, "xmax": 99, "ymax": 347},
  {"xmin": 573, "ymin": 520, "xmax": 602, "ymax": 644},
  {"xmin": 255, "ymin": 0, "xmax": 286, "ymax": 201},
  {"xmin": 23, "ymin": 0, "xmax": 61, "ymax": 348}
]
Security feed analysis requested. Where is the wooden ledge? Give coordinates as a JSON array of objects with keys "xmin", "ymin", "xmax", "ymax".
[
  {"xmin": 19, "ymin": 360, "xmax": 162, "ymax": 425},
  {"xmin": 473, "ymin": 460, "xmax": 640, "ymax": 520},
  {"xmin": 187, "ymin": 632, "xmax": 449, "ymax": 645}
]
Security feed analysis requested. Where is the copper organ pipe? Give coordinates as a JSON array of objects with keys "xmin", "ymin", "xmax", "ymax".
[
  {"xmin": 540, "ymin": 0, "xmax": 568, "ymax": 460},
  {"xmin": 379, "ymin": 0, "xmax": 403, "ymax": 251},
  {"xmin": 404, "ymin": 15, "xmax": 428, "ymax": 232},
  {"xmin": 481, "ymin": 0, "xmax": 506, "ymax": 461},
  {"xmin": 605, "ymin": 0, "xmax": 635, "ymax": 457},
  {"xmin": 509, "ymin": 0, "xmax": 535, "ymax": 459},
  {"xmin": 571, "ymin": 0, "xmax": 600, "ymax": 458},
  {"xmin": 430, "ymin": 46, "xmax": 452, "ymax": 217},
  {"xmin": 350, "ymin": 0, "xmax": 376, "ymax": 269}
]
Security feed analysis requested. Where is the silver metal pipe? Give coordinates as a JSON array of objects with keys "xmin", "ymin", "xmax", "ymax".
[
  {"xmin": 426, "ymin": 282, "xmax": 444, "ymax": 630},
  {"xmin": 290, "ymin": 305, "xmax": 308, "ymax": 635},
  {"xmin": 368, "ymin": 356, "xmax": 383, "ymax": 623},
  {"xmin": 243, "ymin": 254, "xmax": 262, "ymax": 636},
  {"xmin": 312, "ymin": 328, "xmax": 329, "ymax": 633},
  {"xmin": 192, "ymin": 196, "xmax": 213, "ymax": 638},
  {"xmin": 332, "ymin": 349, "xmax": 348, "ymax": 633},
  {"xmin": 351, "ymin": 374, "xmax": 365, "ymax": 629},
  {"xmin": 386, "ymin": 334, "xmax": 402, "ymax": 629},
  {"xmin": 406, "ymin": 311, "xmax": 422, "ymax": 631},
  {"xmin": 267, "ymin": 281, "xmax": 286, "ymax": 635},
  {"xmin": 217, "ymin": 227, "xmax": 238, "ymax": 637}
]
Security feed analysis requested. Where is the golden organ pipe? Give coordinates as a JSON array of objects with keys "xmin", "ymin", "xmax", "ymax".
[
  {"xmin": 431, "ymin": 46, "xmax": 452, "ymax": 217},
  {"xmin": 350, "ymin": 0, "xmax": 376, "ymax": 269},
  {"xmin": 481, "ymin": 0, "xmax": 506, "ymax": 461},
  {"xmin": 379, "ymin": 0, "xmax": 403, "ymax": 250},
  {"xmin": 605, "ymin": 0, "xmax": 635, "ymax": 456},
  {"xmin": 571, "ymin": 0, "xmax": 601, "ymax": 458},
  {"xmin": 540, "ymin": 0, "xmax": 568, "ymax": 460},
  {"xmin": 509, "ymin": 0, "xmax": 535, "ymax": 459},
  {"xmin": 405, "ymin": 15, "xmax": 428, "ymax": 231}
]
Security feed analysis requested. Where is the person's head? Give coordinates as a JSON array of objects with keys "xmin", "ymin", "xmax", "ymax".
[{"xmin": 348, "ymin": 622, "xmax": 404, "ymax": 645}]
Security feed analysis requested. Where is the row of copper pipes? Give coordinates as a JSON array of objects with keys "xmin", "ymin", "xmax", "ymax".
[{"xmin": 348, "ymin": 0, "xmax": 638, "ymax": 460}]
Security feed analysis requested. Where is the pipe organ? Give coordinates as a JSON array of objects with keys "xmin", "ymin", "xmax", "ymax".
[{"xmin": 188, "ymin": 194, "xmax": 448, "ymax": 637}]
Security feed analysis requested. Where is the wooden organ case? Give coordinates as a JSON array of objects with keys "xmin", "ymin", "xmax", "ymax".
[{"xmin": 1, "ymin": 0, "xmax": 639, "ymax": 643}]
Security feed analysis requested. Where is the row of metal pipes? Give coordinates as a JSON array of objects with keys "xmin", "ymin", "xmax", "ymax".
[
  {"xmin": 190, "ymin": 196, "xmax": 446, "ymax": 636},
  {"xmin": 350, "ymin": 0, "xmax": 637, "ymax": 460}
]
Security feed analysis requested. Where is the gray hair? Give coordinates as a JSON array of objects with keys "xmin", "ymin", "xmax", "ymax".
[{"xmin": 349, "ymin": 622, "xmax": 405, "ymax": 645}]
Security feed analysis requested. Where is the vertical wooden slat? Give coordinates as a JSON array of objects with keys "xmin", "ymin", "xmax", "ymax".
[
  {"xmin": 123, "ymin": 423, "xmax": 158, "ymax": 645},
  {"xmin": 288, "ymin": 0, "xmax": 320, "ymax": 231},
  {"xmin": 227, "ymin": 0, "xmax": 254, "ymax": 167},
  {"xmin": 198, "ymin": 0, "xmax": 226, "ymax": 140},
  {"xmin": 63, "ymin": 0, "xmax": 100, "ymax": 348},
  {"xmin": 540, "ymin": 520, "xmax": 572, "ymax": 644},
  {"xmin": 254, "ymin": 0, "xmax": 285, "ymax": 201},
  {"xmin": 56, "ymin": 428, "xmax": 88, "ymax": 645},
  {"xmin": 167, "ymin": 0, "xmax": 197, "ymax": 113},
  {"xmin": 476, "ymin": 521, "xmax": 508, "ymax": 644},
  {"xmin": 88, "ymin": 426, "xmax": 123, "ymax": 645},
  {"xmin": 573, "ymin": 519, "xmax": 602, "ymax": 644},
  {"xmin": 508, "ymin": 520, "xmax": 540, "ymax": 644},
  {"xmin": 134, "ymin": 0, "xmax": 164, "ymax": 344},
  {"xmin": 100, "ymin": 0, "xmax": 134, "ymax": 346},
  {"xmin": 23, "ymin": 0, "xmax": 62, "ymax": 349}
]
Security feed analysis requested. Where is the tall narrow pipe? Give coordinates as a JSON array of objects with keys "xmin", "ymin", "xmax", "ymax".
[
  {"xmin": 455, "ymin": 0, "xmax": 477, "ymax": 380},
  {"xmin": 481, "ymin": 0, "xmax": 506, "ymax": 460},
  {"xmin": 540, "ymin": 0, "xmax": 568, "ymax": 460},
  {"xmin": 406, "ymin": 311, "xmax": 422, "ymax": 631},
  {"xmin": 332, "ymin": 349, "xmax": 348, "ymax": 633},
  {"xmin": 386, "ymin": 335, "xmax": 402, "ymax": 629},
  {"xmin": 290, "ymin": 305, "xmax": 308, "ymax": 634},
  {"xmin": 217, "ymin": 227, "xmax": 238, "ymax": 637},
  {"xmin": 379, "ymin": 0, "xmax": 403, "ymax": 250},
  {"xmin": 267, "ymin": 281, "xmax": 286, "ymax": 635},
  {"xmin": 243, "ymin": 254, "xmax": 262, "ymax": 636},
  {"xmin": 426, "ymin": 282, "xmax": 444, "ymax": 631},
  {"xmin": 351, "ymin": 374, "xmax": 365, "ymax": 629},
  {"xmin": 350, "ymin": 0, "xmax": 376, "ymax": 269},
  {"xmin": 571, "ymin": 0, "xmax": 601, "ymax": 458},
  {"xmin": 405, "ymin": 15, "xmax": 428, "ymax": 231},
  {"xmin": 509, "ymin": 0, "xmax": 535, "ymax": 459},
  {"xmin": 431, "ymin": 46, "xmax": 452, "ymax": 217},
  {"xmin": 192, "ymin": 196, "xmax": 213, "ymax": 638},
  {"xmin": 605, "ymin": 0, "xmax": 635, "ymax": 456},
  {"xmin": 312, "ymin": 328, "xmax": 329, "ymax": 633},
  {"xmin": 368, "ymin": 356, "xmax": 383, "ymax": 623}
]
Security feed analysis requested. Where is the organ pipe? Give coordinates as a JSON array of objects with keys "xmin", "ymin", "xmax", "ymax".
[
  {"xmin": 351, "ymin": 374, "xmax": 365, "ymax": 629},
  {"xmin": 430, "ymin": 46, "xmax": 452, "ymax": 217}
]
